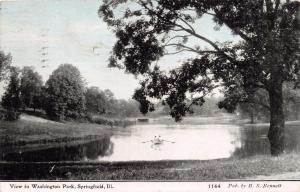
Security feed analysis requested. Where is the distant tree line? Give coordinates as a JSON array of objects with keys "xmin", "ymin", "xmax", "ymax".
[
  {"xmin": 0, "ymin": 62, "xmax": 141, "ymax": 121},
  {"xmin": 85, "ymin": 86, "xmax": 140, "ymax": 118},
  {"xmin": 237, "ymin": 83, "xmax": 300, "ymax": 123},
  {"xmin": 146, "ymin": 92, "xmax": 299, "ymax": 122},
  {"xmin": 147, "ymin": 97, "xmax": 225, "ymax": 117}
]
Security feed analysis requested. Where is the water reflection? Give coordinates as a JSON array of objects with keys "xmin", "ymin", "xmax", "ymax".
[
  {"xmin": 85, "ymin": 138, "xmax": 113, "ymax": 160},
  {"xmin": 233, "ymin": 126, "xmax": 271, "ymax": 157},
  {"xmin": 1, "ymin": 123, "xmax": 299, "ymax": 162},
  {"xmin": 233, "ymin": 125, "xmax": 300, "ymax": 158},
  {"xmin": 1, "ymin": 136, "xmax": 113, "ymax": 162},
  {"xmin": 100, "ymin": 124, "xmax": 241, "ymax": 161}
]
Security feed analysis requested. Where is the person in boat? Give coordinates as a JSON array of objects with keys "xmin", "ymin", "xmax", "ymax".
[
  {"xmin": 153, "ymin": 135, "xmax": 163, "ymax": 144},
  {"xmin": 158, "ymin": 135, "xmax": 162, "ymax": 142}
]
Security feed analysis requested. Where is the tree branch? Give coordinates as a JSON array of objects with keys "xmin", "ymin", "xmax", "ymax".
[
  {"xmin": 163, "ymin": 35, "xmax": 192, "ymax": 45},
  {"xmin": 265, "ymin": 0, "xmax": 274, "ymax": 13},
  {"xmin": 202, "ymin": 10, "xmax": 217, "ymax": 17},
  {"xmin": 243, "ymin": 82, "xmax": 267, "ymax": 90},
  {"xmin": 169, "ymin": 28, "xmax": 186, "ymax": 32},
  {"xmin": 164, "ymin": 49, "xmax": 191, "ymax": 55},
  {"xmin": 243, "ymin": 99, "xmax": 270, "ymax": 110},
  {"xmin": 163, "ymin": 43, "xmax": 218, "ymax": 55},
  {"xmin": 138, "ymin": 1, "xmax": 238, "ymax": 64},
  {"xmin": 275, "ymin": 0, "xmax": 280, "ymax": 10},
  {"xmin": 178, "ymin": 17, "xmax": 196, "ymax": 33}
]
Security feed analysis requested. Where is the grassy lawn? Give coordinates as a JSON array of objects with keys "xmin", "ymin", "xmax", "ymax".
[
  {"xmin": 67, "ymin": 153, "xmax": 300, "ymax": 180},
  {"xmin": 0, "ymin": 153, "xmax": 299, "ymax": 180}
]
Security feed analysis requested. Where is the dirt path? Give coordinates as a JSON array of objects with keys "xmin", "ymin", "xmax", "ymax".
[{"xmin": 247, "ymin": 171, "xmax": 300, "ymax": 180}]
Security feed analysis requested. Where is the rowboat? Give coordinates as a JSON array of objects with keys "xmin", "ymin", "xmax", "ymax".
[
  {"xmin": 152, "ymin": 139, "xmax": 163, "ymax": 145},
  {"xmin": 142, "ymin": 137, "xmax": 175, "ymax": 144}
]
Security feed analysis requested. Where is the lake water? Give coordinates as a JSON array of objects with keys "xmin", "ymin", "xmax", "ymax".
[{"xmin": 1, "ymin": 118, "xmax": 300, "ymax": 162}]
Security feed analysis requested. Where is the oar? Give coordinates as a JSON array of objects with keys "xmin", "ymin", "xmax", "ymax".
[
  {"xmin": 142, "ymin": 140, "xmax": 153, "ymax": 143},
  {"xmin": 162, "ymin": 139, "xmax": 176, "ymax": 143},
  {"xmin": 49, "ymin": 165, "xmax": 55, "ymax": 173}
]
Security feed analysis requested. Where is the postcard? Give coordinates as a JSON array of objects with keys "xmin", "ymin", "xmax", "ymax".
[{"xmin": 0, "ymin": 0, "xmax": 299, "ymax": 191}]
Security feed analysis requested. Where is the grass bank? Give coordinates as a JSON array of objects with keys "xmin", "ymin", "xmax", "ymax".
[
  {"xmin": 0, "ymin": 153, "xmax": 299, "ymax": 180},
  {"xmin": 0, "ymin": 114, "xmax": 112, "ymax": 148}
]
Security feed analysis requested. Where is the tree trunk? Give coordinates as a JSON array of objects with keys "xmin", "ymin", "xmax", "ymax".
[
  {"xmin": 250, "ymin": 110, "xmax": 254, "ymax": 124},
  {"xmin": 295, "ymin": 105, "xmax": 300, "ymax": 120},
  {"xmin": 268, "ymin": 80, "xmax": 285, "ymax": 156}
]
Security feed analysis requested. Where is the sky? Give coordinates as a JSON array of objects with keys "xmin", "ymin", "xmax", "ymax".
[{"xmin": 0, "ymin": 0, "xmax": 236, "ymax": 99}]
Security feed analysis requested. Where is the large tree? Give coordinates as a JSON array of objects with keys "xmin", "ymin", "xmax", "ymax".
[
  {"xmin": 100, "ymin": 0, "xmax": 299, "ymax": 156},
  {"xmin": 20, "ymin": 66, "xmax": 43, "ymax": 111},
  {"xmin": 44, "ymin": 64, "xmax": 86, "ymax": 120},
  {"xmin": 1, "ymin": 67, "xmax": 21, "ymax": 120}
]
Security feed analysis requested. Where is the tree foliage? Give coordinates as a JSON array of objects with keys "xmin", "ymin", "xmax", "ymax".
[
  {"xmin": 1, "ymin": 67, "xmax": 21, "ymax": 120},
  {"xmin": 85, "ymin": 86, "xmax": 141, "ymax": 117},
  {"xmin": 44, "ymin": 64, "xmax": 86, "ymax": 120},
  {"xmin": 0, "ymin": 51, "xmax": 11, "ymax": 82},
  {"xmin": 20, "ymin": 66, "xmax": 43, "ymax": 111},
  {"xmin": 100, "ymin": 0, "xmax": 299, "ymax": 155},
  {"xmin": 85, "ymin": 86, "xmax": 108, "ymax": 114},
  {"xmin": 113, "ymin": 99, "xmax": 141, "ymax": 117}
]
